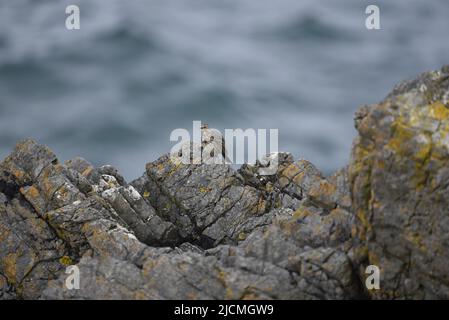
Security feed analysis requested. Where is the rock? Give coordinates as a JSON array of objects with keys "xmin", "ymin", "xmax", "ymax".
[
  {"xmin": 0, "ymin": 140, "xmax": 180, "ymax": 298},
  {"xmin": 0, "ymin": 272, "xmax": 16, "ymax": 300},
  {"xmin": 0, "ymin": 138, "xmax": 359, "ymax": 300},
  {"xmin": 349, "ymin": 65, "xmax": 449, "ymax": 299},
  {"xmin": 1, "ymin": 66, "xmax": 449, "ymax": 300},
  {"xmin": 235, "ymin": 208, "xmax": 361, "ymax": 299},
  {"xmin": 43, "ymin": 247, "xmax": 305, "ymax": 300},
  {"xmin": 0, "ymin": 188, "xmax": 68, "ymax": 299},
  {"xmin": 132, "ymin": 153, "xmax": 270, "ymax": 247}
]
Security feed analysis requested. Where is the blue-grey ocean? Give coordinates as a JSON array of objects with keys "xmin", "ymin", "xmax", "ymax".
[{"xmin": 0, "ymin": 0, "xmax": 448, "ymax": 179}]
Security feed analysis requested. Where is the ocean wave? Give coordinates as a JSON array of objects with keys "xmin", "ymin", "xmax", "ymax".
[{"xmin": 267, "ymin": 14, "xmax": 358, "ymax": 43}]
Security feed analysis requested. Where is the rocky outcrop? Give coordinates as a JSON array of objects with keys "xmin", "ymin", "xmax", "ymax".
[
  {"xmin": 1, "ymin": 66, "xmax": 449, "ymax": 299},
  {"xmin": 349, "ymin": 65, "xmax": 449, "ymax": 299}
]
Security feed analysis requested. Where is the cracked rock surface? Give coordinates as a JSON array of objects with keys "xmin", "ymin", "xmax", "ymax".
[
  {"xmin": 1, "ymin": 66, "xmax": 449, "ymax": 299},
  {"xmin": 349, "ymin": 65, "xmax": 449, "ymax": 299}
]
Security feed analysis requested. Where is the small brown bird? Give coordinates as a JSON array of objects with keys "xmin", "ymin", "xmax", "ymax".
[{"xmin": 200, "ymin": 123, "xmax": 230, "ymax": 164}]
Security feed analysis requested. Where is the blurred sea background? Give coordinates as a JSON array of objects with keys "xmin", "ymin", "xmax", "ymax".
[{"xmin": 0, "ymin": 0, "xmax": 448, "ymax": 179}]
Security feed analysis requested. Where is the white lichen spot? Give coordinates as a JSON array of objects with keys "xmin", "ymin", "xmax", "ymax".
[
  {"xmin": 110, "ymin": 224, "xmax": 138, "ymax": 240},
  {"xmin": 124, "ymin": 186, "xmax": 142, "ymax": 201},
  {"xmin": 102, "ymin": 187, "xmax": 119, "ymax": 201},
  {"xmin": 100, "ymin": 175, "xmax": 119, "ymax": 189},
  {"xmin": 442, "ymin": 91, "xmax": 449, "ymax": 106},
  {"xmin": 126, "ymin": 232, "xmax": 138, "ymax": 240}
]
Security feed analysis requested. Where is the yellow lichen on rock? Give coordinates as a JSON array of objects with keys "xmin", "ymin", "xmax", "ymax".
[
  {"xmin": 3, "ymin": 253, "xmax": 19, "ymax": 283},
  {"xmin": 59, "ymin": 256, "xmax": 73, "ymax": 266}
]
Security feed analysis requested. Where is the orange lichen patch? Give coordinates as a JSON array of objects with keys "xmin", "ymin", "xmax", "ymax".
[
  {"xmin": 53, "ymin": 183, "xmax": 74, "ymax": 203},
  {"xmin": 186, "ymin": 291, "xmax": 199, "ymax": 300},
  {"xmin": 291, "ymin": 171, "xmax": 306, "ymax": 186},
  {"xmin": 292, "ymin": 206, "xmax": 314, "ymax": 219},
  {"xmin": 12, "ymin": 168, "xmax": 25, "ymax": 180},
  {"xmin": 37, "ymin": 165, "xmax": 61, "ymax": 191},
  {"xmin": 82, "ymin": 224, "xmax": 113, "ymax": 255},
  {"xmin": 404, "ymin": 232, "xmax": 427, "ymax": 252},
  {"xmin": 81, "ymin": 166, "xmax": 93, "ymax": 177},
  {"xmin": 0, "ymin": 274, "xmax": 6, "ymax": 288},
  {"xmin": 141, "ymin": 258, "xmax": 160, "ymax": 279},
  {"xmin": 280, "ymin": 163, "xmax": 300, "ymax": 180},
  {"xmin": 2, "ymin": 252, "xmax": 19, "ymax": 283},
  {"xmin": 20, "ymin": 185, "xmax": 46, "ymax": 214},
  {"xmin": 20, "ymin": 185, "xmax": 40, "ymax": 199},
  {"xmin": 216, "ymin": 270, "xmax": 234, "ymax": 299},
  {"xmin": 241, "ymin": 292, "xmax": 262, "ymax": 300},
  {"xmin": 367, "ymin": 251, "xmax": 381, "ymax": 267},
  {"xmin": 350, "ymin": 223, "xmax": 358, "ymax": 239},
  {"xmin": 278, "ymin": 176, "xmax": 290, "ymax": 188},
  {"xmin": 326, "ymin": 207, "xmax": 348, "ymax": 221},
  {"xmin": 28, "ymin": 217, "xmax": 51, "ymax": 236},
  {"xmin": 264, "ymin": 182, "xmax": 274, "ymax": 193},
  {"xmin": 278, "ymin": 219, "xmax": 298, "ymax": 237},
  {"xmin": 41, "ymin": 177, "xmax": 56, "ymax": 196},
  {"xmin": 0, "ymin": 224, "xmax": 11, "ymax": 243},
  {"xmin": 134, "ymin": 290, "xmax": 149, "ymax": 300},
  {"xmin": 309, "ymin": 179, "xmax": 336, "ymax": 198},
  {"xmin": 373, "ymin": 157, "xmax": 386, "ymax": 169},
  {"xmin": 255, "ymin": 196, "xmax": 266, "ymax": 214}
]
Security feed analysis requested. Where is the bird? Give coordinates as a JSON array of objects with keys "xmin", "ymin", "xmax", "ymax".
[{"xmin": 200, "ymin": 123, "xmax": 231, "ymax": 164}]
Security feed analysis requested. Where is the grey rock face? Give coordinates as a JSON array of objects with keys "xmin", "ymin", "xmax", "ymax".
[
  {"xmin": 1, "ymin": 67, "xmax": 449, "ymax": 299},
  {"xmin": 349, "ymin": 65, "xmax": 449, "ymax": 299}
]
